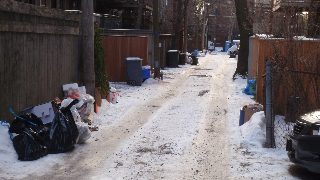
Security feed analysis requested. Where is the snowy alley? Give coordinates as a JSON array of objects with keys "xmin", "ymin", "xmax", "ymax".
[{"xmin": 1, "ymin": 51, "xmax": 320, "ymax": 180}]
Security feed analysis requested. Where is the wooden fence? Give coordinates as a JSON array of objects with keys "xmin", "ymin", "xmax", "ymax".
[
  {"xmin": 102, "ymin": 29, "xmax": 154, "ymax": 68},
  {"xmin": 101, "ymin": 35, "xmax": 148, "ymax": 82},
  {"xmin": 0, "ymin": 0, "xmax": 79, "ymax": 123},
  {"xmin": 250, "ymin": 37, "xmax": 320, "ymax": 120}
]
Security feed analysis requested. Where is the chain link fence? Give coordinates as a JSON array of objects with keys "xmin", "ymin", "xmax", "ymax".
[{"xmin": 265, "ymin": 40, "xmax": 320, "ymax": 149}]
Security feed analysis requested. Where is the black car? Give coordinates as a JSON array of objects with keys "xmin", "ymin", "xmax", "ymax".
[{"xmin": 287, "ymin": 110, "xmax": 320, "ymax": 173}]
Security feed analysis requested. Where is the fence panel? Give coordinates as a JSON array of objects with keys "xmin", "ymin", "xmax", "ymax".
[
  {"xmin": 0, "ymin": 1, "xmax": 79, "ymax": 123},
  {"xmin": 102, "ymin": 35, "xmax": 148, "ymax": 82}
]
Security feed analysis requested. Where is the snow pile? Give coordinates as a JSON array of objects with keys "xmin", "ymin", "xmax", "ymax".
[
  {"xmin": 0, "ymin": 123, "xmax": 17, "ymax": 162},
  {"xmin": 240, "ymin": 111, "xmax": 266, "ymax": 148}
]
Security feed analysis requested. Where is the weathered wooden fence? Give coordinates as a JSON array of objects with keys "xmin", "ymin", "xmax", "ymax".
[
  {"xmin": 0, "ymin": 0, "xmax": 79, "ymax": 123},
  {"xmin": 249, "ymin": 37, "xmax": 320, "ymax": 121}
]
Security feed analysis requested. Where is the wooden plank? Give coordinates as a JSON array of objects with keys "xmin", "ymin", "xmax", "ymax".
[
  {"xmin": 11, "ymin": 32, "xmax": 20, "ymax": 115},
  {"xmin": 72, "ymin": 35, "xmax": 78, "ymax": 82},
  {"xmin": 66, "ymin": 35, "xmax": 71, "ymax": 84},
  {"xmin": 57, "ymin": 34, "xmax": 63, "ymax": 98},
  {"xmin": 1, "ymin": 32, "xmax": 12, "ymax": 121},
  {"xmin": 6, "ymin": 32, "xmax": 12, "ymax": 120},
  {"xmin": 7, "ymin": 32, "xmax": 15, "ymax": 119},
  {"xmin": 256, "ymin": 39, "xmax": 265, "ymax": 104},
  {"xmin": 61, "ymin": 34, "xmax": 67, "ymax": 93},
  {"xmin": 141, "ymin": 37, "xmax": 148, "ymax": 66},
  {"xmin": 34, "ymin": 33, "xmax": 40, "ymax": 104},
  {"xmin": 39, "ymin": 34, "xmax": 47, "ymax": 103},
  {"xmin": 19, "ymin": 33, "xmax": 27, "ymax": 113},
  {"xmin": 53, "ymin": 34, "xmax": 60, "ymax": 98},
  {"xmin": 60, "ymin": 34, "xmax": 66, "ymax": 86},
  {"xmin": 121, "ymin": 36, "xmax": 128, "ymax": 82},
  {"xmin": 74, "ymin": 35, "xmax": 79, "ymax": 82},
  {"xmin": 0, "ymin": 33, "xmax": 5, "ymax": 121},
  {"xmin": 28, "ymin": 33, "xmax": 36, "ymax": 107},
  {"xmin": 47, "ymin": 34, "xmax": 53, "ymax": 101},
  {"xmin": 64, "ymin": 35, "xmax": 69, "ymax": 84},
  {"xmin": 252, "ymin": 37, "xmax": 259, "ymax": 78},
  {"xmin": 26, "ymin": 33, "xmax": 34, "ymax": 108},
  {"xmin": 104, "ymin": 36, "xmax": 116, "ymax": 82}
]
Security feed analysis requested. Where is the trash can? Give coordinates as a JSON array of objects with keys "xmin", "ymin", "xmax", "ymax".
[
  {"xmin": 239, "ymin": 109, "xmax": 245, "ymax": 126},
  {"xmin": 142, "ymin": 65, "xmax": 151, "ymax": 80},
  {"xmin": 190, "ymin": 55, "xmax": 198, "ymax": 65},
  {"xmin": 166, "ymin": 50, "xmax": 180, "ymax": 67},
  {"xmin": 179, "ymin": 53, "xmax": 186, "ymax": 65},
  {"xmin": 225, "ymin": 41, "xmax": 230, "ymax": 52},
  {"xmin": 124, "ymin": 57, "xmax": 143, "ymax": 86}
]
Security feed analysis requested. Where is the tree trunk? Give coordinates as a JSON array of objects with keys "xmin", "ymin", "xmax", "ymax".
[
  {"xmin": 153, "ymin": 0, "xmax": 160, "ymax": 78},
  {"xmin": 195, "ymin": 21, "xmax": 199, "ymax": 50},
  {"xmin": 81, "ymin": 0, "xmax": 95, "ymax": 96},
  {"xmin": 171, "ymin": 0, "xmax": 183, "ymax": 50},
  {"xmin": 202, "ymin": 2, "xmax": 206, "ymax": 51},
  {"xmin": 134, "ymin": 0, "xmax": 144, "ymax": 29},
  {"xmin": 183, "ymin": 0, "xmax": 189, "ymax": 55},
  {"xmin": 234, "ymin": 0, "xmax": 252, "ymax": 77}
]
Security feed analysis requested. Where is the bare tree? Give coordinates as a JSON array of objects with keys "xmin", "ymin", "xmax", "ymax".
[
  {"xmin": 134, "ymin": 0, "xmax": 144, "ymax": 29},
  {"xmin": 171, "ymin": 0, "xmax": 183, "ymax": 50},
  {"xmin": 233, "ymin": 0, "xmax": 253, "ymax": 77},
  {"xmin": 183, "ymin": 0, "xmax": 190, "ymax": 55}
]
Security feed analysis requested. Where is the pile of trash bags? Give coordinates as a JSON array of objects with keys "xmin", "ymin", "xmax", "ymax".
[
  {"xmin": 243, "ymin": 78, "xmax": 256, "ymax": 95},
  {"xmin": 9, "ymin": 97, "xmax": 93, "ymax": 161}
]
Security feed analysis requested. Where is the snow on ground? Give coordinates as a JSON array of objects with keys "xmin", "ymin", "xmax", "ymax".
[{"xmin": 0, "ymin": 50, "xmax": 302, "ymax": 179}]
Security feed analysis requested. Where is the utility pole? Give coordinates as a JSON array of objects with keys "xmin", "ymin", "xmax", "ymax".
[
  {"xmin": 81, "ymin": 0, "xmax": 95, "ymax": 96},
  {"xmin": 153, "ymin": 0, "xmax": 160, "ymax": 78},
  {"xmin": 195, "ymin": 22, "xmax": 198, "ymax": 50}
]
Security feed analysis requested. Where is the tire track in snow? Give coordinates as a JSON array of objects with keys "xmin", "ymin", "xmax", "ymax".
[{"xmin": 181, "ymin": 54, "xmax": 235, "ymax": 179}]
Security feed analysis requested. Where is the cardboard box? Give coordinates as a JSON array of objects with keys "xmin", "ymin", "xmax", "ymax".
[
  {"xmin": 21, "ymin": 102, "xmax": 55, "ymax": 124},
  {"xmin": 101, "ymin": 89, "xmax": 110, "ymax": 103},
  {"xmin": 243, "ymin": 102, "xmax": 263, "ymax": 123}
]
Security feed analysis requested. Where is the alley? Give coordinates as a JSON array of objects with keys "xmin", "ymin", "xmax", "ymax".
[
  {"xmin": 3, "ymin": 52, "xmax": 317, "ymax": 180},
  {"xmin": 23, "ymin": 53, "xmax": 234, "ymax": 179}
]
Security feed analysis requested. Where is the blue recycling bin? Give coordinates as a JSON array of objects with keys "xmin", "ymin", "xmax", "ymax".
[
  {"xmin": 225, "ymin": 41, "xmax": 230, "ymax": 52},
  {"xmin": 142, "ymin": 66, "xmax": 150, "ymax": 80}
]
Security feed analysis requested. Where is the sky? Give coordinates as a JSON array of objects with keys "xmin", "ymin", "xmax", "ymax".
[{"xmin": 0, "ymin": 48, "xmax": 309, "ymax": 179}]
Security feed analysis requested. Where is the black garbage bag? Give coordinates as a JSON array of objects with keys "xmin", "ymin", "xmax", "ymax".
[
  {"xmin": 9, "ymin": 112, "xmax": 49, "ymax": 161},
  {"xmin": 12, "ymin": 128, "xmax": 48, "ymax": 161},
  {"xmin": 9, "ymin": 113, "xmax": 47, "ymax": 135},
  {"xmin": 47, "ymin": 99, "xmax": 79, "ymax": 153}
]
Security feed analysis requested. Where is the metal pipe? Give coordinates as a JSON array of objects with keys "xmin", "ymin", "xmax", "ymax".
[{"xmin": 265, "ymin": 60, "xmax": 274, "ymax": 148}]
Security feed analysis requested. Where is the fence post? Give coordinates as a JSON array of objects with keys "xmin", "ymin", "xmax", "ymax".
[{"xmin": 265, "ymin": 60, "xmax": 274, "ymax": 148}]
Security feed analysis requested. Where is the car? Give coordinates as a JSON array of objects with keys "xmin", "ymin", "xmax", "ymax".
[{"xmin": 287, "ymin": 110, "xmax": 320, "ymax": 173}]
